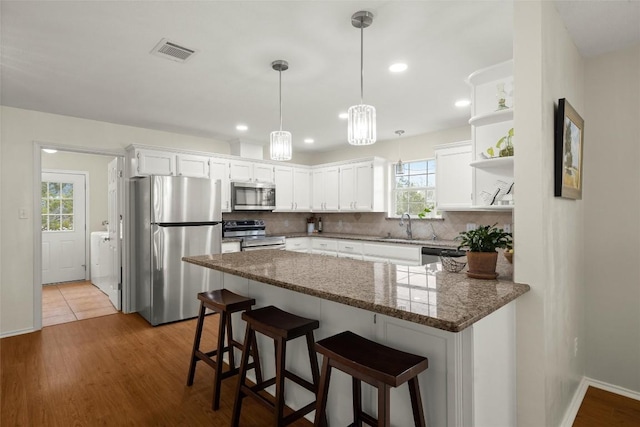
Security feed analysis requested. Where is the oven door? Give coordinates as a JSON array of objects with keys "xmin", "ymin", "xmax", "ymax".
[
  {"xmin": 241, "ymin": 244, "xmax": 286, "ymax": 251},
  {"xmin": 241, "ymin": 236, "xmax": 286, "ymax": 251}
]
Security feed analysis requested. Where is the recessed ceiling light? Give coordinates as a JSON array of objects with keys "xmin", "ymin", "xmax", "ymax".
[
  {"xmin": 338, "ymin": 112, "xmax": 348, "ymax": 119},
  {"xmin": 455, "ymin": 99, "xmax": 471, "ymax": 107},
  {"xmin": 42, "ymin": 149, "xmax": 57, "ymax": 154},
  {"xmin": 304, "ymin": 138, "xmax": 314, "ymax": 144},
  {"xmin": 389, "ymin": 63, "xmax": 408, "ymax": 73},
  {"xmin": 236, "ymin": 124, "xmax": 248, "ymax": 131}
]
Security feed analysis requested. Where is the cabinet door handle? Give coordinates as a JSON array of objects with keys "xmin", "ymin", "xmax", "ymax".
[{"xmin": 294, "ymin": 203, "xmax": 297, "ymax": 209}]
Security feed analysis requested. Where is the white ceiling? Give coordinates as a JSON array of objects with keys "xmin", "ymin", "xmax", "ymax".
[{"xmin": 1, "ymin": 1, "xmax": 638, "ymax": 154}]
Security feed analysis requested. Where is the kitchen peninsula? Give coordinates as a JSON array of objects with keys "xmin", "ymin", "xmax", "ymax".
[{"xmin": 183, "ymin": 250, "xmax": 529, "ymax": 427}]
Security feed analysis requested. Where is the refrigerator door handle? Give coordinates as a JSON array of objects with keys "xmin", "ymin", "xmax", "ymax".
[{"xmin": 154, "ymin": 226, "xmax": 163, "ymax": 270}]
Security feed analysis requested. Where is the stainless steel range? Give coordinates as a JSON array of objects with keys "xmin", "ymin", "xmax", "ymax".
[{"xmin": 223, "ymin": 219, "xmax": 286, "ymax": 251}]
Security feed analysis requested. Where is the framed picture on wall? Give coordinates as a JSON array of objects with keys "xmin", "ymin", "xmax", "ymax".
[{"xmin": 554, "ymin": 98, "xmax": 584, "ymax": 199}]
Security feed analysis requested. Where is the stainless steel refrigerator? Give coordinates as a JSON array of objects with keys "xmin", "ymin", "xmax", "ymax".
[{"xmin": 133, "ymin": 175, "xmax": 222, "ymax": 325}]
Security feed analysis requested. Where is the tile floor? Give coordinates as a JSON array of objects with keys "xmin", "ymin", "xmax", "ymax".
[{"xmin": 42, "ymin": 281, "xmax": 117, "ymax": 327}]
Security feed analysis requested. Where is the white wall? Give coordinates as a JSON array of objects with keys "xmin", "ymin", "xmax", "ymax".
[
  {"xmin": 0, "ymin": 106, "xmax": 231, "ymax": 335},
  {"xmin": 514, "ymin": 2, "xmax": 586, "ymax": 426},
  {"xmin": 310, "ymin": 125, "xmax": 470, "ymax": 164},
  {"xmin": 583, "ymin": 43, "xmax": 640, "ymax": 393},
  {"xmin": 41, "ymin": 151, "xmax": 113, "ymax": 233}
]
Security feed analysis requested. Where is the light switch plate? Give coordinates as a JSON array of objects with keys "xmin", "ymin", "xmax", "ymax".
[{"xmin": 19, "ymin": 208, "xmax": 28, "ymax": 219}]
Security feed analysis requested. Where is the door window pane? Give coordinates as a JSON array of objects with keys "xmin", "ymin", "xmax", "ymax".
[{"xmin": 42, "ymin": 181, "xmax": 74, "ymax": 232}]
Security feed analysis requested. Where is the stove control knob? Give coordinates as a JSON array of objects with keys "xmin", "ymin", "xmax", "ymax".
[{"xmin": 258, "ymin": 220, "xmax": 265, "ymax": 226}]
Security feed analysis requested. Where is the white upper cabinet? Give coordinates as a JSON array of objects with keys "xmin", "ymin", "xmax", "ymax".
[
  {"xmin": 274, "ymin": 166, "xmax": 312, "ymax": 212},
  {"xmin": 253, "ymin": 163, "xmax": 275, "ymax": 183},
  {"xmin": 229, "ymin": 159, "xmax": 275, "ymax": 183},
  {"xmin": 292, "ymin": 167, "xmax": 311, "ymax": 211},
  {"xmin": 338, "ymin": 159, "xmax": 386, "ymax": 212},
  {"xmin": 467, "ymin": 60, "xmax": 515, "ymax": 210},
  {"xmin": 312, "ymin": 166, "xmax": 340, "ymax": 211},
  {"xmin": 210, "ymin": 158, "xmax": 231, "ymax": 212},
  {"xmin": 228, "ymin": 159, "xmax": 253, "ymax": 182},
  {"xmin": 274, "ymin": 166, "xmax": 294, "ymax": 210},
  {"xmin": 131, "ymin": 148, "xmax": 209, "ymax": 178},
  {"xmin": 435, "ymin": 141, "xmax": 472, "ymax": 209},
  {"xmin": 176, "ymin": 153, "xmax": 210, "ymax": 178},
  {"xmin": 133, "ymin": 148, "xmax": 175, "ymax": 176},
  {"xmin": 338, "ymin": 164, "xmax": 356, "ymax": 210}
]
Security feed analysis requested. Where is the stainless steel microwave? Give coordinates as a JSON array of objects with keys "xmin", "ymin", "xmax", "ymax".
[{"xmin": 231, "ymin": 181, "xmax": 276, "ymax": 211}]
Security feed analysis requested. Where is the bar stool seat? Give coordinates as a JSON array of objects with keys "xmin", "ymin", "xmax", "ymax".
[
  {"xmin": 186, "ymin": 289, "xmax": 262, "ymax": 411},
  {"xmin": 314, "ymin": 331, "xmax": 429, "ymax": 427},
  {"xmin": 231, "ymin": 305, "xmax": 325, "ymax": 427}
]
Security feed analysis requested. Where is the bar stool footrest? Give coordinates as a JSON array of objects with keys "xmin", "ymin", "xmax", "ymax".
[{"xmin": 284, "ymin": 371, "xmax": 316, "ymax": 393}]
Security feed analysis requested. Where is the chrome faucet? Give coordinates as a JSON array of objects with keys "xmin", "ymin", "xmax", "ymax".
[
  {"xmin": 428, "ymin": 222, "xmax": 438, "ymax": 241},
  {"xmin": 399, "ymin": 213, "xmax": 412, "ymax": 239}
]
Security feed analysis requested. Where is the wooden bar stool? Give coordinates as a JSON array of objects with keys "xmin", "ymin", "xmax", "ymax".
[
  {"xmin": 186, "ymin": 289, "xmax": 262, "ymax": 411},
  {"xmin": 313, "ymin": 331, "xmax": 429, "ymax": 427},
  {"xmin": 231, "ymin": 305, "xmax": 325, "ymax": 427}
]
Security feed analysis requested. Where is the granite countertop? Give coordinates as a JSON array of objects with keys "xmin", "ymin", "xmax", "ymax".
[{"xmin": 183, "ymin": 250, "xmax": 529, "ymax": 333}]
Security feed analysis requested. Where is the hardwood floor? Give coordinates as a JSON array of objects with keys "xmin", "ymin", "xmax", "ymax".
[
  {"xmin": 3, "ymin": 311, "xmax": 638, "ymax": 426},
  {"xmin": 42, "ymin": 281, "xmax": 117, "ymax": 327},
  {"xmin": 573, "ymin": 386, "xmax": 640, "ymax": 426},
  {"xmin": 1, "ymin": 312, "xmax": 313, "ymax": 426}
]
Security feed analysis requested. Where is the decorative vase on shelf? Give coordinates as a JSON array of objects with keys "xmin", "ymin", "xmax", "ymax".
[{"xmin": 496, "ymin": 82, "xmax": 508, "ymax": 111}]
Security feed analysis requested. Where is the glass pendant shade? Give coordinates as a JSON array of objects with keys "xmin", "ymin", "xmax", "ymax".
[
  {"xmin": 395, "ymin": 160, "xmax": 404, "ymax": 175},
  {"xmin": 347, "ymin": 104, "xmax": 376, "ymax": 145},
  {"xmin": 270, "ymin": 130, "xmax": 292, "ymax": 161}
]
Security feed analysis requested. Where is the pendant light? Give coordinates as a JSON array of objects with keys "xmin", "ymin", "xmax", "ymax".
[
  {"xmin": 270, "ymin": 60, "xmax": 292, "ymax": 161},
  {"xmin": 347, "ymin": 11, "xmax": 376, "ymax": 146},
  {"xmin": 395, "ymin": 130, "xmax": 405, "ymax": 174}
]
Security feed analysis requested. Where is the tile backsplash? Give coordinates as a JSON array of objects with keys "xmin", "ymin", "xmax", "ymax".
[{"xmin": 224, "ymin": 211, "xmax": 513, "ymax": 242}]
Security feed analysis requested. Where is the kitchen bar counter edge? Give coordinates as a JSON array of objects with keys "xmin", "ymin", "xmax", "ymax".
[{"xmin": 183, "ymin": 250, "xmax": 529, "ymax": 333}]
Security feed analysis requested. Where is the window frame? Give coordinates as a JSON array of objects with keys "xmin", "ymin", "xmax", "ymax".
[{"xmin": 389, "ymin": 158, "xmax": 438, "ymax": 219}]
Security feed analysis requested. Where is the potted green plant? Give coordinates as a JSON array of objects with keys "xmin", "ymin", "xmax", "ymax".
[{"xmin": 456, "ymin": 224, "xmax": 512, "ymax": 279}]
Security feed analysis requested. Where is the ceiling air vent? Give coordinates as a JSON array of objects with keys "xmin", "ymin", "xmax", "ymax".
[{"xmin": 150, "ymin": 38, "xmax": 197, "ymax": 63}]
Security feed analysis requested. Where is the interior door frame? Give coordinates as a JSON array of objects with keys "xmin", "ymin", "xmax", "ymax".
[
  {"xmin": 33, "ymin": 141, "xmax": 129, "ymax": 330},
  {"xmin": 41, "ymin": 169, "xmax": 90, "ymax": 283}
]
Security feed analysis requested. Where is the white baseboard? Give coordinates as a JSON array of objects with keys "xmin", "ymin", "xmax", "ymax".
[
  {"xmin": 0, "ymin": 327, "xmax": 36, "ymax": 339},
  {"xmin": 585, "ymin": 377, "xmax": 640, "ymax": 401},
  {"xmin": 560, "ymin": 376, "xmax": 640, "ymax": 426}
]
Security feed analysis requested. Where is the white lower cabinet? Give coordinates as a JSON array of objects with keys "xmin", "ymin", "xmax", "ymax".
[
  {"xmin": 337, "ymin": 240, "xmax": 363, "ymax": 260},
  {"xmin": 285, "ymin": 237, "xmax": 311, "ymax": 253},
  {"xmin": 362, "ymin": 242, "xmax": 422, "ymax": 265},
  {"xmin": 310, "ymin": 238, "xmax": 338, "ymax": 256},
  {"xmin": 221, "ymin": 241, "xmax": 241, "ymax": 253},
  {"xmin": 294, "ymin": 237, "xmax": 421, "ymax": 265}
]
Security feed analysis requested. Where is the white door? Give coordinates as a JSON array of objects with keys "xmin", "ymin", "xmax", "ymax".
[
  {"xmin": 106, "ymin": 158, "xmax": 122, "ymax": 310},
  {"xmin": 41, "ymin": 172, "xmax": 87, "ymax": 284}
]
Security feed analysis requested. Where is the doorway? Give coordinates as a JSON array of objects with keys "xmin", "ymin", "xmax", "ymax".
[
  {"xmin": 41, "ymin": 171, "xmax": 87, "ymax": 284},
  {"xmin": 37, "ymin": 146, "xmax": 125, "ymax": 328}
]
